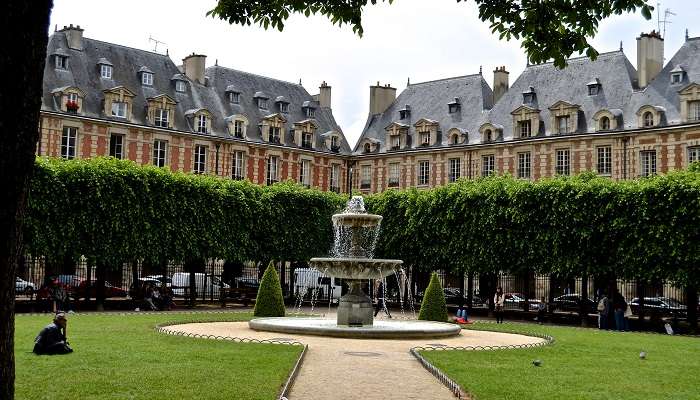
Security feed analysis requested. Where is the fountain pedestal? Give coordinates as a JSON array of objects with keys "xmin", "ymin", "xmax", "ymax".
[{"xmin": 337, "ymin": 280, "xmax": 373, "ymax": 326}]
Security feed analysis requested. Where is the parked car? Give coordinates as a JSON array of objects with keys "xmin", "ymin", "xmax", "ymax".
[
  {"xmin": 630, "ymin": 297, "xmax": 687, "ymax": 318},
  {"xmin": 413, "ymin": 288, "xmax": 466, "ymax": 305},
  {"xmin": 15, "ymin": 277, "xmax": 36, "ymax": 296},
  {"xmin": 551, "ymin": 294, "xmax": 597, "ymax": 313},
  {"xmin": 503, "ymin": 293, "xmax": 541, "ymax": 311},
  {"xmin": 171, "ymin": 272, "xmax": 229, "ymax": 298},
  {"xmin": 77, "ymin": 280, "xmax": 129, "ymax": 298}
]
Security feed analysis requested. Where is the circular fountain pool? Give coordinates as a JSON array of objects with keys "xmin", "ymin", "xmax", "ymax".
[{"xmin": 249, "ymin": 317, "xmax": 461, "ymax": 339}]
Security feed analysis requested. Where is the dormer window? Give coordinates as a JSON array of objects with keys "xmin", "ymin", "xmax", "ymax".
[
  {"xmin": 55, "ymin": 55, "xmax": 67, "ymax": 69},
  {"xmin": 670, "ymin": 66, "xmax": 685, "ymax": 85},
  {"xmin": 280, "ymin": 103, "xmax": 289, "ymax": 113},
  {"xmin": 234, "ymin": 120, "xmax": 244, "ymax": 138},
  {"xmin": 176, "ymin": 81, "xmax": 187, "ymax": 93},
  {"xmin": 448, "ymin": 98, "xmax": 461, "ymax": 113},
  {"xmin": 112, "ymin": 102, "xmax": 127, "ymax": 118},
  {"xmin": 419, "ymin": 131, "xmax": 430, "ymax": 146},
  {"xmin": 523, "ymin": 87, "xmax": 536, "ymax": 104},
  {"xmin": 587, "ymin": 79, "xmax": 601, "ymax": 96},
  {"xmin": 391, "ymin": 135, "xmax": 400, "ymax": 150},
  {"xmin": 254, "ymin": 91, "xmax": 269, "ymax": 109},
  {"xmin": 301, "ymin": 132, "xmax": 313, "ymax": 149},
  {"xmin": 518, "ymin": 120, "xmax": 532, "ymax": 138},
  {"xmin": 600, "ymin": 116, "xmax": 611, "ymax": 130},
  {"xmin": 100, "ymin": 64, "xmax": 112, "ymax": 79},
  {"xmin": 275, "ymin": 96, "xmax": 289, "ymax": 113},
  {"xmin": 330, "ymin": 136, "xmax": 340, "ymax": 152},
  {"xmin": 452, "ymin": 135, "xmax": 459, "ymax": 145},
  {"xmin": 268, "ymin": 127, "xmax": 281, "ymax": 143},
  {"xmin": 643, "ymin": 111, "xmax": 654, "ymax": 127},
  {"xmin": 196, "ymin": 114, "xmax": 209, "ymax": 134},
  {"xmin": 556, "ymin": 115, "xmax": 570, "ymax": 134},
  {"xmin": 364, "ymin": 143, "xmax": 371, "ymax": 153},
  {"xmin": 484, "ymin": 129, "xmax": 492, "ymax": 142},
  {"xmin": 140, "ymin": 67, "xmax": 154, "ymax": 86},
  {"xmin": 399, "ymin": 105, "xmax": 411, "ymax": 120},
  {"xmin": 154, "ymin": 109, "xmax": 169, "ymax": 128},
  {"xmin": 228, "ymin": 92, "xmax": 240, "ymax": 103}
]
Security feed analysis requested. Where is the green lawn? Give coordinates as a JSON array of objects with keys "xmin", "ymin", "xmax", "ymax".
[
  {"xmin": 421, "ymin": 323, "xmax": 700, "ymax": 400},
  {"xmin": 15, "ymin": 312, "xmax": 301, "ymax": 400}
]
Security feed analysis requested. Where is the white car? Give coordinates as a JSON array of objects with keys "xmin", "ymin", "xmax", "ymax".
[{"xmin": 15, "ymin": 277, "xmax": 35, "ymax": 295}]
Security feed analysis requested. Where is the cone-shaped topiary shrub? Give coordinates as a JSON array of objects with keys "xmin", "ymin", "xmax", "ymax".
[
  {"xmin": 418, "ymin": 272, "xmax": 448, "ymax": 322},
  {"xmin": 253, "ymin": 262, "xmax": 286, "ymax": 317}
]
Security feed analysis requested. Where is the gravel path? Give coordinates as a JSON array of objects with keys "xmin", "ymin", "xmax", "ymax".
[{"xmin": 163, "ymin": 320, "xmax": 545, "ymax": 400}]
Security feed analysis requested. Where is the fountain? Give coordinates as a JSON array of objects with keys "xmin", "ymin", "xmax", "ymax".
[{"xmin": 249, "ymin": 196, "xmax": 461, "ymax": 338}]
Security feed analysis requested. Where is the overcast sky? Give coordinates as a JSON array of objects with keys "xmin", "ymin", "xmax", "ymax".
[{"xmin": 50, "ymin": 0, "xmax": 699, "ymax": 146}]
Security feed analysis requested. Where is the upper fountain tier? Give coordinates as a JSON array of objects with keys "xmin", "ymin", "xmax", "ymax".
[{"xmin": 332, "ymin": 196, "xmax": 382, "ymax": 228}]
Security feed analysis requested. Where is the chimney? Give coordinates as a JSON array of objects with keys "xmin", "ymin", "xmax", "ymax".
[
  {"xmin": 60, "ymin": 24, "xmax": 84, "ymax": 51},
  {"xmin": 636, "ymin": 31, "xmax": 664, "ymax": 87},
  {"xmin": 369, "ymin": 82, "xmax": 396, "ymax": 115},
  {"xmin": 182, "ymin": 53, "xmax": 207, "ymax": 85},
  {"xmin": 493, "ymin": 66, "xmax": 510, "ymax": 104},
  {"xmin": 318, "ymin": 81, "xmax": 332, "ymax": 109}
]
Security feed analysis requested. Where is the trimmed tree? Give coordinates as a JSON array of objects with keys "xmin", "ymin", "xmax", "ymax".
[
  {"xmin": 418, "ymin": 272, "xmax": 448, "ymax": 322},
  {"xmin": 253, "ymin": 262, "xmax": 286, "ymax": 317}
]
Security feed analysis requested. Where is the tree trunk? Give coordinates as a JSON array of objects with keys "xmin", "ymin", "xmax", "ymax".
[
  {"xmin": 0, "ymin": 2, "xmax": 53, "ymax": 399},
  {"xmin": 466, "ymin": 271, "xmax": 474, "ymax": 312},
  {"xmin": 687, "ymin": 285, "xmax": 698, "ymax": 334},
  {"xmin": 579, "ymin": 274, "xmax": 589, "ymax": 327}
]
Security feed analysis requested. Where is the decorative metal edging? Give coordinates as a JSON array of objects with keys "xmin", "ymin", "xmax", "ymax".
[
  {"xmin": 15, "ymin": 309, "xmax": 252, "ymax": 317},
  {"xmin": 155, "ymin": 322, "xmax": 305, "ymax": 346},
  {"xmin": 278, "ymin": 344, "xmax": 308, "ymax": 400},
  {"xmin": 410, "ymin": 328, "xmax": 555, "ymax": 399}
]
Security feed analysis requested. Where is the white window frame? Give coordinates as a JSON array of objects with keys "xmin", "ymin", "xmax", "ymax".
[
  {"xmin": 268, "ymin": 126, "xmax": 281, "ymax": 143},
  {"xmin": 689, "ymin": 101, "xmax": 700, "ymax": 122},
  {"xmin": 330, "ymin": 136, "xmax": 339, "ymax": 150},
  {"xmin": 302, "ymin": 132, "xmax": 313, "ymax": 148},
  {"xmin": 280, "ymin": 103, "xmax": 289, "ymax": 113},
  {"xmin": 640, "ymin": 150, "xmax": 657, "ymax": 177},
  {"xmin": 154, "ymin": 108, "xmax": 169, "ymax": 128},
  {"xmin": 555, "ymin": 149, "xmax": 570, "ymax": 176},
  {"xmin": 482, "ymin": 154, "xmax": 495, "ymax": 177},
  {"xmin": 448, "ymin": 158, "xmax": 461, "ymax": 183},
  {"xmin": 388, "ymin": 163, "xmax": 400, "ymax": 187},
  {"xmin": 556, "ymin": 116, "xmax": 569, "ymax": 134},
  {"xmin": 671, "ymin": 73, "xmax": 682, "ymax": 84},
  {"xmin": 418, "ymin": 160, "xmax": 430, "ymax": 186},
  {"xmin": 305, "ymin": 107, "xmax": 315, "ymax": 118},
  {"xmin": 153, "ymin": 140, "xmax": 168, "ymax": 168},
  {"xmin": 519, "ymin": 120, "xmax": 531, "ymax": 138},
  {"xmin": 61, "ymin": 127, "xmax": 77, "ymax": 159},
  {"xmin": 330, "ymin": 164, "xmax": 340, "ymax": 192},
  {"xmin": 109, "ymin": 134, "xmax": 123, "ymax": 159},
  {"xmin": 196, "ymin": 114, "xmax": 208, "ymax": 134},
  {"xmin": 55, "ymin": 56, "xmax": 67, "ymax": 69},
  {"xmin": 360, "ymin": 165, "xmax": 371, "ymax": 189},
  {"xmin": 390, "ymin": 135, "xmax": 400, "ymax": 150},
  {"xmin": 194, "ymin": 145, "xmax": 207, "ymax": 174},
  {"xmin": 232, "ymin": 151, "xmax": 245, "ymax": 180},
  {"xmin": 100, "ymin": 64, "xmax": 112, "ymax": 79},
  {"xmin": 596, "ymin": 146, "xmax": 612, "ymax": 175},
  {"xmin": 299, "ymin": 159, "xmax": 311, "ymax": 187},
  {"xmin": 599, "ymin": 116, "xmax": 611, "ymax": 131},
  {"xmin": 420, "ymin": 131, "xmax": 431, "ymax": 145},
  {"xmin": 689, "ymin": 146, "xmax": 700, "ymax": 164},
  {"xmin": 229, "ymin": 92, "xmax": 240, "ymax": 103},
  {"xmin": 258, "ymin": 98, "xmax": 268, "ymax": 110},
  {"xmin": 111, "ymin": 101, "xmax": 127, "ymax": 118},
  {"xmin": 518, "ymin": 152, "xmax": 531, "ymax": 179},
  {"xmin": 266, "ymin": 156, "xmax": 279, "ymax": 185},
  {"xmin": 142, "ymin": 72, "xmax": 153, "ymax": 86},
  {"xmin": 234, "ymin": 120, "xmax": 244, "ymax": 138},
  {"xmin": 643, "ymin": 112, "xmax": 654, "ymax": 127},
  {"xmin": 175, "ymin": 80, "xmax": 186, "ymax": 93},
  {"xmin": 588, "ymin": 85, "xmax": 599, "ymax": 96}
]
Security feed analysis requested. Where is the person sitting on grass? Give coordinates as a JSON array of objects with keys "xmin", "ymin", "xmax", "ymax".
[{"xmin": 33, "ymin": 313, "xmax": 73, "ymax": 355}]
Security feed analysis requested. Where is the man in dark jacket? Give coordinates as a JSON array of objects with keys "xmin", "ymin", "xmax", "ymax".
[{"xmin": 33, "ymin": 313, "xmax": 73, "ymax": 355}]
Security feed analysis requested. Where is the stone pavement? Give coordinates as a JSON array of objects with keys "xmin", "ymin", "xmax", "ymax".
[{"xmin": 164, "ymin": 317, "xmax": 544, "ymax": 400}]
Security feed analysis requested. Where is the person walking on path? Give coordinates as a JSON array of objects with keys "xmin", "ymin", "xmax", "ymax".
[
  {"xmin": 374, "ymin": 281, "xmax": 391, "ymax": 318},
  {"xmin": 494, "ymin": 287, "xmax": 505, "ymax": 323}
]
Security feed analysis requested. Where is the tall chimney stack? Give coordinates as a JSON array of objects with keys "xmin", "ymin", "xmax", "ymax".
[
  {"xmin": 369, "ymin": 82, "xmax": 396, "ymax": 115},
  {"xmin": 318, "ymin": 81, "xmax": 332, "ymax": 109},
  {"xmin": 61, "ymin": 24, "xmax": 84, "ymax": 51},
  {"xmin": 493, "ymin": 66, "xmax": 510, "ymax": 104},
  {"xmin": 182, "ymin": 53, "xmax": 207, "ymax": 85},
  {"xmin": 637, "ymin": 31, "xmax": 664, "ymax": 87}
]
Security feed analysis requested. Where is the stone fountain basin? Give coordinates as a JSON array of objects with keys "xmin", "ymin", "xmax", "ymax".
[
  {"xmin": 309, "ymin": 258, "xmax": 403, "ymax": 280},
  {"xmin": 332, "ymin": 213, "xmax": 383, "ymax": 227},
  {"xmin": 249, "ymin": 317, "xmax": 462, "ymax": 339}
]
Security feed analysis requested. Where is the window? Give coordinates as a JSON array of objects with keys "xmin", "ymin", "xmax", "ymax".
[
  {"xmin": 517, "ymin": 152, "xmax": 531, "ymax": 179},
  {"xmin": 258, "ymin": 98, "xmax": 268, "ymax": 109},
  {"xmin": 330, "ymin": 136, "xmax": 340, "ymax": 152},
  {"xmin": 360, "ymin": 165, "xmax": 371, "ymax": 189},
  {"xmin": 61, "ymin": 127, "xmax": 77, "ymax": 159},
  {"xmin": 111, "ymin": 102, "xmax": 127, "ymax": 118},
  {"xmin": 518, "ymin": 120, "xmax": 532, "ymax": 138},
  {"xmin": 66, "ymin": 92, "xmax": 79, "ymax": 112},
  {"xmin": 154, "ymin": 109, "xmax": 169, "ymax": 128},
  {"xmin": 556, "ymin": 116, "xmax": 569, "ymax": 134},
  {"xmin": 153, "ymin": 140, "xmax": 168, "ymax": 168},
  {"xmin": 232, "ymin": 151, "xmax": 245, "ymax": 180},
  {"xmin": 175, "ymin": 80, "xmax": 187, "ymax": 93},
  {"xmin": 671, "ymin": 73, "xmax": 682, "ymax": 84},
  {"xmin": 330, "ymin": 164, "xmax": 340, "ymax": 192},
  {"xmin": 643, "ymin": 112, "xmax": 654, "ymax": 127},
  {"xmin": 280, "ymin": 103, "xmax": 289, "ymax": 113},
  {"xmin": 484, "ymin": 129, "xmax": 492, "ymax": 142},
  {"xmin": 142, "ymin": 72, "xmax": 153, "ymax": 86},
  {"xmin": 523, "ymin": 93, "xmax": 535, "ymax": 103},
  {"xmin": 363, "ymin": 143, "xmax": 371, "ymax": 153},
  {"xmin": 448, "ymin": 158, "xmax": 461, "ymax": 183},
  {"xmin": 599, "ymin": 116, "xmax": 611, "ymax": 131},
  {"xmin": 390, "ymin": 135, "xmax": 400, "ymax": 150},
  {"xmin": 233, "ymin": 120, "xmax": 244, "ymax": 138},
  {"xmin": 55, "ymin": 55, "xmax": 67, "ymax": 69},
  {"xmin": 194, "ymin": 145, "xmax": 207, "ymax": 174},
  {"xmin": 418, "ymin": 161, "xmax": 430, "ymax": 186},
  {"xmin": 482, "ymin": 155, "xmax": 495, "ymax": 177},
  {"xmin": 399, "ymin": 110, "xmax": 409, "ymax": 119},
  {"xmin": 688, "ymin": 146, "xmax": 700, "ymax": 164},
  {"xmin": 305, "ymin": 107, "xmax": 315, "ymax": 118},
  {"xmin": 555, "ymin": 149, "xmax": 570, "ymax": 176},
  {"xmin": 597, "ymin": 146, "xmax": 612, "ymax": 175},
  {"xmin": 109, "ymin": 134, "xmax": 123, "ymax": 159},
  {"xmin": 301, "ymin": 132, "xmax": 313, "ymax": 149},
  {"xmin": 689, "ymin": 101, "xmax": 700, "ymax": 122},
  {"xmin": 268, "ymin": 127, "xmax": 281, "ymax": 143},
  {"xmin": 588, "ymin": 85, "xmax": 599, "ymax": 96},
  {"xmin": 419, "ymin": 131, "xmax": 430, "ymax": 146},
  {"xmin": 100, "ymin": 64, "xmax": 112, "ymax": 79},
  {"xmin": 388, "ymin": 163, "xmax": 400, "ymax": 187},
  {"xmin": 196, "ymin": 114, "xmax": 208, "ymax": 134},
  {"xmin": 266, "ymin": 156, "xmax": 279, "ymax": 185},
  {"xmin": 452, "ymin": 134, "xmax": 460, "ymax": 145},
  {"xmin": 640, "ymin": 150, "xmax": 656, "ymax": 177},
  {"xmin": 299, "ymin": 159, "xmax": 311, "ymax": 187},
  {"xmin": 229, "ymin": 92, "xmax": 240, "ymax": 103},
  {"xmin": 448, "ymin": 103, "xmax": 460, "ymax": 114}
]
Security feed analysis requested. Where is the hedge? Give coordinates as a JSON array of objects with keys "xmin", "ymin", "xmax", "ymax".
[
  {"xmin": 366, "ymin": 168, "xmax": 700, "ymax": 287},
  {"xmin": 418, "ymin": 272, "xmax": 448, "ymax": 322},
  {"xmin": 25, "ymin": 157, "xmax": 346, "ymax": 265}
]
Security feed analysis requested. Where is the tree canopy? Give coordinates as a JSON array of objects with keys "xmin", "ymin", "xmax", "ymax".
[{"xmin": 208, "ymin": 0, "xmax": 653, "ymax": 67}]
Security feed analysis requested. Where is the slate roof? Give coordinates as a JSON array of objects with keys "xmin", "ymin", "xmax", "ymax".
[
  {"xmin": 42, "ymin": 30, "xmax": 351, "ymax": 155},
  {"xmin": 354, "ymin": 74, "xmax": 494, "ymax": 154}
]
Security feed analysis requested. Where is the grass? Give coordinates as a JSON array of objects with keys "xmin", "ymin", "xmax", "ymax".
[
  {"xmin": 14, "ymin": 312, "xmax": 301, "ymax": 400},
  {"xmin": 421, "ymin": 322, "xmax": 700, "ymax": 400}
]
